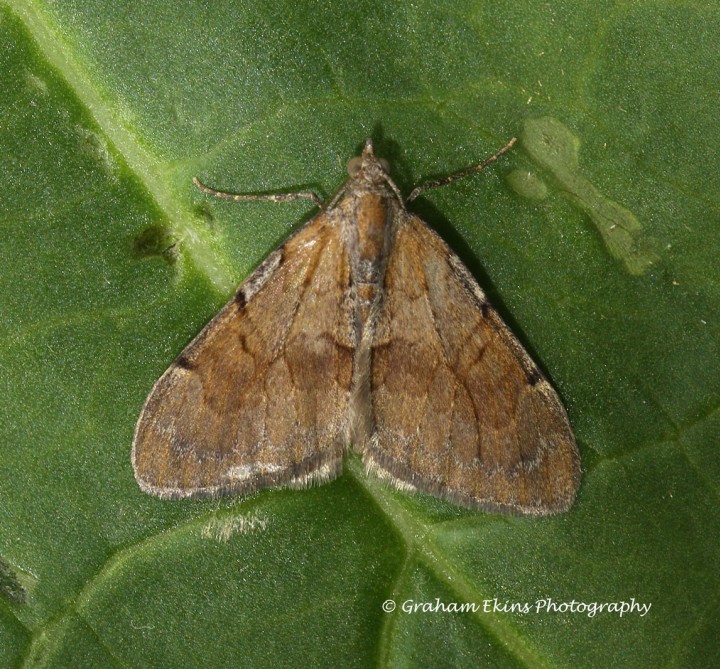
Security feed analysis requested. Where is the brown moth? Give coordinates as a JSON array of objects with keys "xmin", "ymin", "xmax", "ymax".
[{"xmin": 132, "ymin": 138, "xmax": 580, "ymax": 514}]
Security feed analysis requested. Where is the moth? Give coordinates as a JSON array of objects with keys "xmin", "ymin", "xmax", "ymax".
[{"xmin": 132, "ymin": 138, "xmax": 580, "ymax": 514}]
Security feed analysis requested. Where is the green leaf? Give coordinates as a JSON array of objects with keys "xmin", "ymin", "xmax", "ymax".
[{"xmin": 2, "ymin": 1, "xmax": 719, "ymax": 667}]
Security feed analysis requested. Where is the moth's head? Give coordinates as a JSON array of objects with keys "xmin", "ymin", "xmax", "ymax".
[{"xmin": 346, "ymin": 138, "xmax": 391, "ymax": 183}]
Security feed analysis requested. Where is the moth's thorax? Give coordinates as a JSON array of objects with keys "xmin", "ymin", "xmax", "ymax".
[
  {"xmin": 355, "ymin": 191, "xmax": 392, "ymax": 272},
  {"xmin": 339, "ymin": 143, "xmax": 403, "ymax": 271},
  {"xmin": 335, "ymin": 184, "xmax": 402, "ymax": 328}
]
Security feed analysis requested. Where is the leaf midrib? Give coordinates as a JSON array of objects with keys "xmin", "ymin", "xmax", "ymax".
[{"xmin": 10, "ymin": 0, "xmax": 236, "ymax": 294}]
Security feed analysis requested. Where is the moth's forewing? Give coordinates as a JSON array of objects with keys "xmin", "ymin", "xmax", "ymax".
[
  {"xmin": 363, "ymin": 213, "xmax": 580, "ymax": 515},
  {"xmin": 132, "ymin": 212, "xmax": 355, "ymax": 498}
]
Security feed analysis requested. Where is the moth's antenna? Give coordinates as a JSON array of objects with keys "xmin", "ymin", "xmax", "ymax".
[
  {"xmin": 406, "ymin": 137, "xmax": 517, "ymax": 203},
  {"xmin": 193, "ymin": 177, "xmax": 322, "ymax": 208}
]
